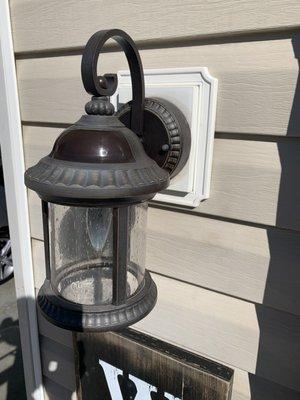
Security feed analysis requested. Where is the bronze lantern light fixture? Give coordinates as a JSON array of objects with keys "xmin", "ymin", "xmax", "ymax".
[{"xmin": 25, "ymin": 29, "xmax": 190, "ymax": 332}]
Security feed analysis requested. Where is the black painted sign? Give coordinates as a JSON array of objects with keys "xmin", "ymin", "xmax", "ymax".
[{"xmin": 74, "ymin": 329, "xmax": 233, "ymax": 400}]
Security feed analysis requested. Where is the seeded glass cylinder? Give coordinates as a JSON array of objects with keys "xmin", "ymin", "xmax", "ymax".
[
  {"xmin": 49, "ymin": 204, "xmax": 114, "ymax": 305},
  {"xmin": 48, "ymin": 202, "xmax": 148, "ymax": 306}
]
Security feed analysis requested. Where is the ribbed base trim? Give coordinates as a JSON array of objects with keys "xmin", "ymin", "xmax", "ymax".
[{"xmin": 37, "ymin": 271, "xmax": 157, "ymax": 332}]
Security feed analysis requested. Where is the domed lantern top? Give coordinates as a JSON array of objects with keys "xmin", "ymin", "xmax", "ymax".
[
  {"xmin": 24, "ymin": 29, "xmax": 190, "ymax": 333},
  {"xmin": 24, "ymin": 111, "xmax": 169, "ymax": 205}
]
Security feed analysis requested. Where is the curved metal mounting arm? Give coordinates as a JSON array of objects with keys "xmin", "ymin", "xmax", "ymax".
[{"xmin": 81, "ymin": 29, "xmax": 145, "ymax": 136}]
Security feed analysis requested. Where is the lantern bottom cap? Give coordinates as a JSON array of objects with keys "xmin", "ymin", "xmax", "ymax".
[{"xmin": 37, "ymin": 271, "xmax": 157, "ymax": 332}]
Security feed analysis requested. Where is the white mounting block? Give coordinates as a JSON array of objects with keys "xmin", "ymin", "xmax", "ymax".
[{"xmin": 112, "ymin": 67, "xmax": 218, "ymax": 207}]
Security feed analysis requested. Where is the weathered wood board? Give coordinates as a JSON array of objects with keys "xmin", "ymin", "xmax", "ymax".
[{"xmin": 74, "ymin": 330, "xmax": 233, "ymax": 400}]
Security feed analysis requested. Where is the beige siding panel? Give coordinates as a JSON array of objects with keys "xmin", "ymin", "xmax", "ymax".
[
  {"xmin": 32, "ymin": 239, "xmax": 300, "ymax": 392},
  {"xmin": 31, "ymin": 236, "xmax": 46, "ymax": 288},
  {"xmin": 43, "ymin": 377, "xmax": 75, "ymax": 400},
  {"xmin": 201, "ymin": 137, "xmax": 300, "ymax": 229},
  {"xmin": 24, "ymin": 125, "xmax": 300, "ymax": 230},
  {"xmin": 17, "ymin": 38, "xmax": 299, "ymax": 136},
  {"xmin": 147, "ymin": 208, "xmax": 300, "ymax": 315},
  {"xmin": 10, "ymin": 0, "xmax": 300, "ymax": 53},
  {"xmin": 231, "ymin": 374, "xmax": 300, "ymax": 400},
  {"xmin": 40, "ymin": 336, "xmax": 76, "ymax": 391}
]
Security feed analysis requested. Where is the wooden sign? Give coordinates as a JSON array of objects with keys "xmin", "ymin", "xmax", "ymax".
[{"xmin": 74, "ymin": 329, "xmax": 233, "ymax": 400}]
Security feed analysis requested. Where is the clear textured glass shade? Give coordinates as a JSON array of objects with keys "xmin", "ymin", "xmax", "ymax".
[{"xmin": 48, "ymin": 202, "xmax": 147, "ymax": 306}]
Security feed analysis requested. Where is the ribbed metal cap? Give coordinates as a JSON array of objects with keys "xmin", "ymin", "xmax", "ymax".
[{"xmin": 25, "ymin": 113, "xmax": 169, "ymax": 204}]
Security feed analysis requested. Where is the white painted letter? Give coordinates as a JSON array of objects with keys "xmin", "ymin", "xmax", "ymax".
[
  {"xmin": 99, "ymin": 359, "xmax": 181, "ymax": 400},
  {"xmin": 99, "ymin": 360, "xmax": 123, "ymax": 400}
]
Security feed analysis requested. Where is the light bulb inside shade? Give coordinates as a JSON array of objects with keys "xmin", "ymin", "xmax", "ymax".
[{"xmin": 86, "ymin": 207, "xmax": 112, "ymax": 252}]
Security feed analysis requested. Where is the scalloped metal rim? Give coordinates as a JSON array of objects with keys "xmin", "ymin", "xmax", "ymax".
[
  {"xmin": 37, "ymin": 271, "xmax": 157, "ymax": 332},
  {"xmin": 25, "ymin": 156, "xmax": 169, "ymax": 201}
]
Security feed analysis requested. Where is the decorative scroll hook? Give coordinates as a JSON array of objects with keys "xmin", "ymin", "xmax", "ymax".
[{"xmin": 81, "ymin": 29, "xmax": 145, "ymax": 137}]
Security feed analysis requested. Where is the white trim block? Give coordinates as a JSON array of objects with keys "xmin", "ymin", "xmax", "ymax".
[{"xmin": 113, "ymin": 67, "xmax": 218, "ymax": 207}]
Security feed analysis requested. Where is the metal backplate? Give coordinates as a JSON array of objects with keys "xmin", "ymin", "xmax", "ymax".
[{"xmin": 116, "ymin": 98, "xmax": 191, "ymax": 178}]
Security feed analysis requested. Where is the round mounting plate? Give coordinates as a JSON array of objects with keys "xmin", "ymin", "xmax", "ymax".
[{"xmin": 116, "ymin": 98, "xmax": 191, "ymax": 178}]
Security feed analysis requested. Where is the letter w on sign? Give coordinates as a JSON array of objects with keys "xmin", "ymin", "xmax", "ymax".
[{"xmin": 99, "ymin": 359, "xmax": 180, "ymax": 400}]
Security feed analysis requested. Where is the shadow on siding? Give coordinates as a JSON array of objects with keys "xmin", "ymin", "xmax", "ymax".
[{"xmin": 254, "ymin": 34, "xmax": 300, "ymax": 399}]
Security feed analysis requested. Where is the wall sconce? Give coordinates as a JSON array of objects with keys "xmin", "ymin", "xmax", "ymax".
[{"xmin": 25, "ymin": 29, "xmax": 190, "ymax": 332}]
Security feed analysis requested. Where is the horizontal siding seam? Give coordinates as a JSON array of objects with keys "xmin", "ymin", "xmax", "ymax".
[
  {"xmin": 149, "ymin": 205, "xmax": 300, "ymax": 235},
  {"xmin": 14, "ymin": 27, "xmax": 300, "ymax": 60},
  {"xmin": 21, "ymin": 122, "xmax": 300, "ymax": 144},
  {"xmin": 29, "ymin": 207, "xmax": 300, "ymax": 239}
]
